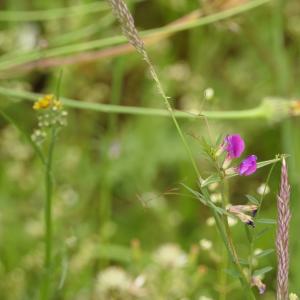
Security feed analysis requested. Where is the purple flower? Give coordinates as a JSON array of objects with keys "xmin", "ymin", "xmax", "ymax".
[
  {"xmin": 224, "ymin": 134, "xmax": 245, "ymax": 159},
  {"xmin": 238, "ymin": 155, "xmax": 257, "ymax": 176},
  {"xmin": 252, "ymin": 276, "xmax": 266, "ymax": 294}
]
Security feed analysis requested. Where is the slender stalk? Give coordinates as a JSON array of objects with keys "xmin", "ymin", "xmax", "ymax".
[
  {"xmin": 220, "ymin": 180, "xmax": 256, "ymax": 299},
  {"xmin": 40, "ymin": 127, "xmax": 56, "ymax": 300},
  {"xmin": 0, "ymin": 86, "xmax": 269, "ymax": 120},
  {"xmin": 219, "ymin": 181, "xmax": 229, "ymax": 300}
]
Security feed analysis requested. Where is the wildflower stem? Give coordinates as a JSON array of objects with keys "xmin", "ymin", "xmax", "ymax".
[
  {"xmin": 0, "ymin": 86, "xmax": 274, "ymax": 121},
  {"xmin": 219, "ymin": 181, "xmax": 229, "ymax": 300},
  {"xmin": 223, "ymin": 216, "xmax": 256, "ymax": 299},
  {"xmin": 246, "ymin": 161, "xmax": 277, "ymax": 275},
  {"xmin": 219, "ymin": 180, "xmax": 256, "ymax": 299},
  {"xmin": 41, "ymin": 127, "xmax": 56, "ymax": 300}
]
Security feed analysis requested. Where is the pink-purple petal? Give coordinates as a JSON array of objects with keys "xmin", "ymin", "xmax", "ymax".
[
  {"xmin": 224, "ymin": 134, "xmax": 245, "ymax": 159},
  {"xmin": 238, "ymin": 155, "xmax": 257, "ymax": 176}
]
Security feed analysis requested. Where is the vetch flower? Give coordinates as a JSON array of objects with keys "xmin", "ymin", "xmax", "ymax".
[
  {"xmin": 229, "ymin": 205, "xmax": 258, "ymax": 217},
  {"xmin": 224, "ymin": 134, "xmax": 245, "ymax": 159},
  {"xmin": 251, "ymin": 276, "xmax": 266, "ymax": 294},
  {"xmin": 227, "ymin": 205, "xmax": 257, "ymax": 227},
  {"xmin": 238, "ymin": 155, "xmax": 257, "ymax": 176}
]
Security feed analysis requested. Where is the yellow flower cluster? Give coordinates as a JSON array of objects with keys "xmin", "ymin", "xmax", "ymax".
[{"xmin": 33, "ymin": 94, "xmax": 62, "ymax": 110}]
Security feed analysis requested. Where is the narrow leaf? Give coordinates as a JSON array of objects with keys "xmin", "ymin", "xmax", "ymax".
[
  {"xmin": 246, "ymin": 194, "xmax": 259, "ymax": 205},
  {"xmin": 181, "ymin": 183, "xmax": 207, "ymax": 206},
  {"xmin": 225, "ymin": 268, "xmax": 241, "ymax": 279},
  {"xmin": 256, "ymin": 218, "xmax": 276, "ymax": 225},
  {"xmin": 255, "ymin": 249, "xmax": 274, "ymax": 258},
  {"xmin": 201, "ymin": 174, "xmax": 221, "ymax": 188},
  {"xmin": 253, "ymin": 266, "xmax": 273, "ymax": 277},
  {"xmin": 254, "ymin": 227, "xmax": 272, "ymax": 240},
  {"xmin": 238, "ymin": 258, "xmax": 249, "ymax": 265}
]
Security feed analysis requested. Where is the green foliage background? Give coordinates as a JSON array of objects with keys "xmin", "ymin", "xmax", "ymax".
[{"xmin": 0, "ymin": 0, "xmax": 300, "ymax": 299}]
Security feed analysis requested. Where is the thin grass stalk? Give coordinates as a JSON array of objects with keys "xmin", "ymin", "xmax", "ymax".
[
  {"xmin": 41, "ymin": 71, "xmax": 63, "ymax": 300},
  {"xmin": 276, "ymin": 158, "xmax": 291, "ymax": 300},
  {"xmin": 40, "ymin": 127, "xmax": 56, "ymax": 300},
  {"xmin": 220, "ymin": 179, "xmax": 255, "ymax": 299},
  {"xmin": 107, "ymin": 0, "xmax": 202, "ymax": 181},
  {"xmin": 0, "ymin": 86, "xmax": 270, "ymax": 120}
]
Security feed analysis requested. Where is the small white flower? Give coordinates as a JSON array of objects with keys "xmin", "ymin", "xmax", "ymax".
[
  {"xmin": 254, "ymin": 248, "xmax": 263, "ymax": 256},
  {"xmin": 95, "ymin": 267, "xmax": 131, "ymax": 295},
  {"xmin": 257, "ymin": 183, "xmax": 270, "ymax": 196},
  {"xmin": 199, "ymin": 296, "xmax": 213, "ymax": 300},
  {"xmin": 153, "ymin": 243, "xmax": 187, "ymax": 268},
  {"xmin": 199, "ymin": 239, "xmax": 212, "ymax": 250},
  {"xmin": 204, "ymin": 88, "xmax": 214, "ymax": 100},
  {"xmin": 206, "ymin": 217, "xmax": 215, "ymax": 226},
  {"xmin": 210, "ymin": 193, "xmax": 222, "ymax": 203},
  {"xmin": 133, "ymin": 275, "xmax": 146, "ymax": 288},
  {"xmin": 290, "ymin": 293, "xmax": 299, "ymax": 300},
  {"xmin": 65, "ymin": 236, "xmax": 77, "ymax": 248},
  {"xmin": 228, "ymin": 216, "xmax": 238, "ymax": 227},
  {"xmin": 208, "ymin": 182, "xmax": 219, "ymax": 191}
]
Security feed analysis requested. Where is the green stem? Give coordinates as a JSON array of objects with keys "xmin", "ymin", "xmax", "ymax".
[
  {"xmin": 219, "ymin": 181, "xmax": 229, "ymax": 300},
  {"xmin": 0, "ymin": 86, "xmax": 268, "ymax": 120},
  {"xmin": 246, "ymin": 162, "xmax": 277, "ymax": 277},
  {"xmin": 40, "ymin": 127, "xmax": 56, "ymax": 300},
  {"xmin": 220, "ymin": 179, "xmax": 255, "ymax": 299},
  {"xmin": 222, "ymin": 216, "xmax": 255, "ymax": 300},
  {"xmin": 201, "ymin": 186, "xmax": 255, "ymax": 299}
]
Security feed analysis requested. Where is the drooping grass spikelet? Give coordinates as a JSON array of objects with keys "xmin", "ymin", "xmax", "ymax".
[
  {"xmin": 107, "ymin": 0, "xmax": 171, "ymax": 111},
  {"xmin": 108, "ymin": 0, "xmax": 145, "ymax": 55},
  {"xmin": 276, "ymin": 158, "xmax": 291, "ymax": 300}
]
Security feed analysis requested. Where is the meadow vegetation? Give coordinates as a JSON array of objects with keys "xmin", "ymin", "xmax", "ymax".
[{"xmin": 0, "ymin": 0, "xmax": 300, "ymax": 299}]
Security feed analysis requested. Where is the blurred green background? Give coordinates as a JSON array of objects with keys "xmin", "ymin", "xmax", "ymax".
[{"xmin": 0, "ymin": 0, "xmax": 300, "ymax": 299}]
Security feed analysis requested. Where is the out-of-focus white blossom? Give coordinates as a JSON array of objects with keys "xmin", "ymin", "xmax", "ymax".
[
  {"xmin": 204, "ymin": 87, "xmax": 214, "ymax": 100},
  {"xmin": 257, "ymin": 183, "xmax": 270, "ymax": 196},
  {"xmin": 206, "ymin": 217, "xmax": 215, "ymax": 226},
  {"xmin": 199, "ymin": 239, "xmax": 212, "ymax": 251},
  {"xmin": 228, "ymin": 216, "xmax": 238, "ymax": 227},
  {"xmin": 153, "ymin": 243, "xmax": 187, "ymax": 268},
  {"xmin": 210, "ymin": 193, "xmax": 222, "ymax": 203},
  {"xmin": 95, "ymin": 267, "xmax": 131, "ymax": 297},
  {"xmin": 289, "ymin": 293, "xmax": 299, "ymax": 300}
]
